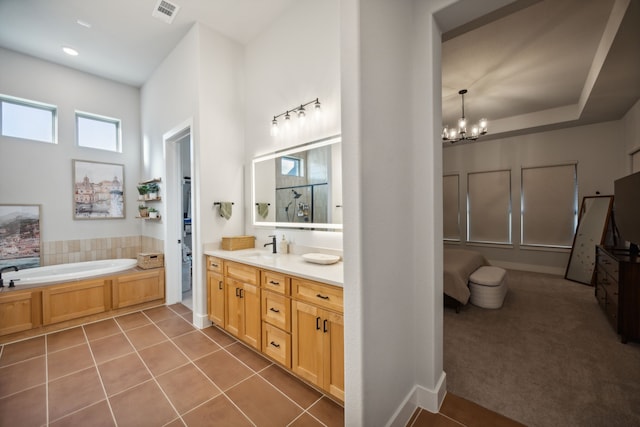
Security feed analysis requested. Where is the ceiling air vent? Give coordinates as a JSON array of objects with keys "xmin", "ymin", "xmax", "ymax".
[{"xmin": 152, "ymin": 0, "xmax": 180, "ymax": 24}]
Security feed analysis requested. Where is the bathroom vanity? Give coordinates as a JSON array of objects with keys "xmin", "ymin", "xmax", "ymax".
[{"xmin": 205, "ymin": 249, "xmax": 343, "ymax": 401}]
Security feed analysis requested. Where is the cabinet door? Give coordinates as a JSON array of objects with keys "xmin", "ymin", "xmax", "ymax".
[
  {"xmin": 324, "ymin": 311, "xmax": 344, "ymax": 401},
  {"xmin": 292, "ymin": 300, "xmax": 323, "ymax": 387},
  {"xmin": 240, "ymin": 282, "xmax": 261, "ymax": 350},
  {"xmin": 207, "ymin": 271, "xmax": 224, "ymax": 326},
  {"xmin": 113, "ymin": 269, "xmax": 164, "ymax": 309},
  {"xmin": 43, "ymin": 279, "xmax": 110, "ymax": 325},
  {"xmin": 0, "ymin": 290, "xmax": 41, "ymax": 335},
  {"xmin": 225, "ymin": 279, "xmax": 241, "ymax": 337}
]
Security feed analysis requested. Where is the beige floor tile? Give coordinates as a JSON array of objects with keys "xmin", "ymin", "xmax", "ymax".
[
  {"xmin": 181, "ymin": 395, "xmax": 253, "ymax": 427},
  {"xmin": 50, "ymin": 400, "xmax": 116, "ymax": 427},
  {"xmin": 193, "ymin": 349, "xmax": 253, "ymax": 391},
  {"xmin": 97, "ymin": 353, "xmax": 152, "ymax": 396},
  {"xmin": 83, "ymin": 319, "xmax": 121, "ymax": 341},
  {"xmin": 156, "ymin": 364, "xmax": 220, "ymax": 414},
  {"xmin": 109, "ymin": 380, "xmax": 178, "ymax": 427},
  {"xmin": 226, "ymin": 374, "xmax": 303, "ymax": 427},
  {"xmin": 0, "ymin": 336, "xmax": 45, "ymax": 367},
  {"xmin": 124, "ymin": 323, "xmax": 167, "ymax": 350}
]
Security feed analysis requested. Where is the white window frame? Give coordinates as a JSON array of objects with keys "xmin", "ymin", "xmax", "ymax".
[
  {"xmin": 0, "ymin": 94, "xmax": 57, "ymax": 144},
  {"xmin": 467, "ymin": 169, "xmax": 512, "ymax": 245},
  {"xmin": 76, "ymin": 111, "xmax": 122, "ymax": 153}
]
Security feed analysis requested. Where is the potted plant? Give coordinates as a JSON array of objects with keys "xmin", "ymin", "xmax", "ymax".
[
  {"xmin": 138, "ymin": 204, "xmax": 149, "ymax": 217},
  {"xmin": 137, "ymin": 184, "xmax": 148, "ymax": 200},
  {"xmin": 146, "ymin": 182, "xmax": 160, "ymax": 200},
  {"xmin": 148, "ymin": 207, "xmax": 159, "ymax": 219}
]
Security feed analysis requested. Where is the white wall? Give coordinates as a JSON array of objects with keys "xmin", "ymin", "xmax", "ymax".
[
  {"xmin": 243, "ymin": 0, "xmax": 342, "ymax": 251},
  {"xmin": 0, "ymin": 47, "xmax": 141, "ymax": 242},
  {"xmin": 443, "ymin": 120, "xmax": 627, "ymax": 274},
  {"xmin": 623, "ymin": 98, "xmax": 640, "ymax": 168}
]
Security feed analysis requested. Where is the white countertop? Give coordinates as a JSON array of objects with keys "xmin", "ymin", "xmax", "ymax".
[{"xmin": 204, "ymin": 248, "xmax": 343, "ymax": 287}]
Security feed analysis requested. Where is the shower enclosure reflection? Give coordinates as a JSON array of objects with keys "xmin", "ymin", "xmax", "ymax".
[{"xmin": 252, "ymin": 135, "xmax": 342, "ymax": 230}]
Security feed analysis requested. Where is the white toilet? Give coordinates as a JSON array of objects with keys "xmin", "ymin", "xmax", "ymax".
[{"xmin": 469, "ymin": 266, "xmax": 507, "ymax": 309}]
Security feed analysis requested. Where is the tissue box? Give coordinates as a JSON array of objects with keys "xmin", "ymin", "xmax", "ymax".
[
  {"xmin": 137, "ymin": 252, "xmax": 164, "ymax": 269},
  {"xmin": 221, "ymin": 236, "xmax": 255, "ymax": 251}
]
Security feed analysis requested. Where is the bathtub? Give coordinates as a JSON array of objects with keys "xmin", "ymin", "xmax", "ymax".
[{"xmin": 2, "ymin": 259, "xmax": 138, "ymax": 286}]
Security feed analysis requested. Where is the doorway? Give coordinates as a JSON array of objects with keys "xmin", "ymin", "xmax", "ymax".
[{"xmin": 177, "ymin": 137, "xmax": 193, "ymax": 309}]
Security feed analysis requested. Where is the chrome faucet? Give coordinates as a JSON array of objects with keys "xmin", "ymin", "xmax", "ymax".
[
  {"xmin": 264, "ymin": 235, "xmax": 277, "ymax": 254},
  {"xmin": 0, "ymin": 266, "xmax": 19, "ymax": 288}
]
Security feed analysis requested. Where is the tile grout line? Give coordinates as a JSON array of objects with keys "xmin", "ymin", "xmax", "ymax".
[{"xmin": 79, "ymin": 324, "xmax": 119, "ymax": 427}]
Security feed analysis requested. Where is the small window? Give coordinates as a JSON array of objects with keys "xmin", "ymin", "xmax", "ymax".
[
  {"xmin": 0, "ymin": 95, "xmax": 56, "ymax": 143},
  {"xmin": 281, "ymin": 156, "xmax": 304, "ymax": 177},
  {"xmin": 467, "ymin": 169, "xmax": 512, "ymax": 244},
  {"xmin": 76, "ymin": 112, "xmax": 121, "ymax": 152}
]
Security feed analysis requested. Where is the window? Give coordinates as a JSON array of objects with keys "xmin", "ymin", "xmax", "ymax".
[
  {"xmin": 0, "ymin": 95, "xmax": 56, "ymax": 143},
  {"xmin": 443, "ymin": 174, "xmax": 460, "ymax": 240},
  {"xmin": 76, "ymin": 112, "xmax": 121, "ymax": 152},
  {"xmin": 467, "ymin": 170, "xmax": 511, "ymax": 244},
  {"xmin": 521, "ymin": 164, "xmax": 577, "ymax": 247},
  {"xmin": 281, "ymin": 156, "xmax": 304, "ymax": 177}
]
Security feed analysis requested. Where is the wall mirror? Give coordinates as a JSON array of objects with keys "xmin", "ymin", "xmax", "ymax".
[
  {"xmin": 252, "ymin": 135, "xmax": 342, "ymax": 230},
  {"xmin": 565, "ymin": 195, "xmax": 614, "ymax": 285}
]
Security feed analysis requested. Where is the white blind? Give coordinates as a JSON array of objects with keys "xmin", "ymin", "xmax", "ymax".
[
  {"xmin": 468, "ymin": 170, "xmax": 511, "ymax": 243},
  {"xmin": 521, "ymin": 164, "xmax": 577, "ymax": 247},
  {"xmin": 443, "ymin": 174, "xmax": 460, "ymax": 240}
]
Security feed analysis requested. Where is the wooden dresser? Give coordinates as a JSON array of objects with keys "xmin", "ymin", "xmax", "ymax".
[{"xmin": 595, "ymin": 246, "xmax": 640, "ymax": 343}]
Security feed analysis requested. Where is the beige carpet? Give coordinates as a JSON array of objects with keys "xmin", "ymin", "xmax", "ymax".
[{"xmin": 444, "ymin": 269, "xmax": 640, "ymax": 427}]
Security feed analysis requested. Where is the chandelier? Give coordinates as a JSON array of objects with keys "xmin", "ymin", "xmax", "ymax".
[{"xmin": 442, "ymin": 89, "xmax": 487, "ymax": 143}]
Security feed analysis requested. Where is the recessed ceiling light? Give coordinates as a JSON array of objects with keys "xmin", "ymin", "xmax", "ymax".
[
  {"xmin": 62, "ymin": 46, "xmax": 79, "ymax": 56},
  {"xmin": 76, "ymin": 19, "xmax": 92, "ymax": 28}
]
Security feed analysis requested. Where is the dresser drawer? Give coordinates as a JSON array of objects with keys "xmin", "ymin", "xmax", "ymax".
[
  {"xmin": 262, "ymin": 291, "xmax": 291, "ymax": 332},
  {"xmin": 597, "ymin": 249, "xmax": 619, "ymax": 278},
  {"xmin": 262, "ymin": 322, "xmax": 291, "ymax": 368},
  {"xmin": 207, "ymin": 256, "xmax": 223, "ymax": 273},
  {"xmin": 225, "ymin": 261, "xmax": 259, "ymax": 285},
  {"xmin": 262, "ymin": 270, "xmax": 289, "ymax": 295},
  {"xmin": 292, "ymin": 278, "xmax": 343, "ymax": 313}
]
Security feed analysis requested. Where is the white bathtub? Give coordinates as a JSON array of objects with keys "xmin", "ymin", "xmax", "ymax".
[{"xmin": 2, "ymin": 259, "xmax": 138, "ymax": 286}]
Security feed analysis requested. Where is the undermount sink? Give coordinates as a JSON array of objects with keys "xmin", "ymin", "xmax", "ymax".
[{"xmin": 238, "ymin": 251, "xmax": 277, "ymax": 260}]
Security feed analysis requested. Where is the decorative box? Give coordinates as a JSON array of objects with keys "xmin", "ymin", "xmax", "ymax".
[
  {"xmin": 137, "ymin": 252, "xmax": 164, "ymax": 269},
  {"xmin": 221, "ymin": 236, "xmax": 255, "ymax": 251}
]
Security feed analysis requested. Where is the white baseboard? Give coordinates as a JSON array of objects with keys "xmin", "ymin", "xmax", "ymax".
[
  {"xmin": 386, "ymin": 372, "xmax": 447, "ymax": 427},
  {"xmin": 192, "ymin": 312, "xmax": 211, "ymax": 329},
  {"xmin": 489, "ymin": 260, "xmax": 565, "ymax": 276}
]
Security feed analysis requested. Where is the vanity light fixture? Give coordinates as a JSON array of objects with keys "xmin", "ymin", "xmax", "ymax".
[
  {"xmin": 442, "ymin": 89, "xmax": 487, "ymax": 143},
  {"xmin": 270, "ymin": 98, "xmax": 321, "ymax": 136}
]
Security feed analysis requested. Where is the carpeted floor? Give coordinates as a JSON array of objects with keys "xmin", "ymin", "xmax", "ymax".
[{"xmin": 444, "ymin": 269, "xmax": 640, "ymax": 427}]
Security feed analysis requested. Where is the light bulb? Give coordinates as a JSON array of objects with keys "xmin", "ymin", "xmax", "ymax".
[
  {"xmin": 314, "ymin": 99, "xmax": 322, "ymax": 118},
  {"xmin": 479, "ymin": 118, "xmax": 488, "ymax": 132},
  {"xmin": 270, "ymin": 118, "xmax": 279, "ymax": 136},
  {"xmin": 297, "ymin": 106, "xmax": 306, "ymax": 126},
  {"xmin": 471, "ymin": 126, "xmax": 479, "ymax": 137},
  {"xmin": 284, "ymin": 112, "xmax": 291, "ymax": 128},
  {"xmin": 457, "ymin": 117, "xmax": 466, "ymax": 129}
]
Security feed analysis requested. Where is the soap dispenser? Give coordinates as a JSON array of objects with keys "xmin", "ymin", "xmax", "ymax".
[{"xmin": 279, "ymin": 235, "xmax": 289, "ymax": 254}]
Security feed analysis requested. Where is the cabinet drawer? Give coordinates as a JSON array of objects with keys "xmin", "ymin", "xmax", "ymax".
[
  {"xmin": 225, "ymin": 261, "xmax": 259, "ymax": 285},
  {"xmin": 262, "ymin": 291, "xmax": 290, "ymax": 332},
  {"xmin": 597, "ymin": 250, "xmax": 619, "ymax": 278},
  {"xmin": 207, "ymin": 256, "xmax": 223, "ymax": 273},
  {"xmin": 262, "ymin": 270, "xmax": 289, "ymax": 295},
  {"xmin": 262, "ymin": 322, "xmax": 291, "ymax": 368},
  {"xmin": 293, "ymin": 279, "xmax": 343, "ymax": 313}
]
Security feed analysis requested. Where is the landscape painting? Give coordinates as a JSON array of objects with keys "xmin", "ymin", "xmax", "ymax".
[
  {"xmin": 73, "ymin": 160, "xmax": 125, "ymax": 219},
  {"xmin": 0, "ymin": 204, "xmax": 41, "ymax": 269}
]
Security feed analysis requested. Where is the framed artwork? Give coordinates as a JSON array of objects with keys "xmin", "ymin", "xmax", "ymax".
[
  {"xmin": 0, "ymin": 204, "xmax": 41, "ymax": 269},
  {"xmin": 73, "ymin": 160, "xmax": 125, "ymax": 219}
]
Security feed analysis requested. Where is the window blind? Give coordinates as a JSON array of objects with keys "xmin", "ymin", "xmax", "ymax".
[
  {"xmin": 443, "ymin": 174, "xmax": 460, "ymax": 240},
  {"xmin": 467, "ymin": 170, "xmax": 511, "ymax": 244}
]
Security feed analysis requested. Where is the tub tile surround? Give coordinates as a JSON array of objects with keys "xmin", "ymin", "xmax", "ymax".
[
  {"xmin": 0, "ymin": 303, "xmax": 345, "ymax": 427},
  {"xmin": 40, "ymin": 236, "xmax": 163, "ymax": 266}
]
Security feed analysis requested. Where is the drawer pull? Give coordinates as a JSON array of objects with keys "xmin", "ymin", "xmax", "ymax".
[
  {"xmin": 269, "ymin": 307, "xmax": 280, "ymax": 313},
  {"xmin": 316, "ymin": 317, "xmax": 321, "ymax": 330},
  {"xmin": 269, "ymin": 280, "xmax": 280, "ymax": 285},
  {"xmin": 211, "ymin": 263, "xmax": 219, "ymax": 268},
  {"xmin": 316, "ymin": 294, "xmax": 329, "ymax": 300},
  {"xmin": 239, "ymin": 289, "xmax": 244, "ymax": 298},
  {"xmin": 235, "ymin": 288, "xmax": 240, "ymax": 297},
  {"xmin": 270, "ymin": 341, "xmax": 280, "ymax": 348},
  {"xmin": 218, "ymin": 280, "xmax": 223, "ymax": 290},
  {"xmin": 323, "ymin": 319, "xmax": 328, "ymax": 333}
]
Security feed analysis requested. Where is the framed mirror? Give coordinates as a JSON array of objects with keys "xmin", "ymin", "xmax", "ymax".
[
  {"xmin": 565, "ymin": 195, "xmax": 614, "ymax": 285},
  {"xmin": 252, "ymin": 135, "xmax": 342, "ymax": 230}
]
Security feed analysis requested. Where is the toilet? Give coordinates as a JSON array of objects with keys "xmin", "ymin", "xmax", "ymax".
[{"xmin": 469, "ymin": 266, "xmax": 507, "ymax": 309}]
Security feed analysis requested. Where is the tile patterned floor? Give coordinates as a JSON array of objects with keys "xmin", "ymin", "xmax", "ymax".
[{"xmin": 0, "ymin": 303, "xmax": 344, "ymax": 427}]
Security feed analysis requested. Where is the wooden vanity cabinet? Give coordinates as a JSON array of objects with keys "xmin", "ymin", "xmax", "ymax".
[
  {"xmin": 292, "ymin": 278, "xmax": 344, "ymax": 401},
  {"xmin": 206, "ymin": 256, "xmax": 225, "ymax": 326},
  {"xmin": 43, "ymin": 279, "xmax": 111, "ymax": 325},
  {"xmin": 224, "ymin": 261, "xmax": 261, "ymax": 350},
  {"xmin": 0, "ymin": 289, "xmax": 42, "ymax": 335},
  {"xmin": 261, "ymin": 270, "xmax": 291, "ymax": 368},
  {"xmin": 112, "ymin": 268, "xmax": 165, "ymax": 309}
]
